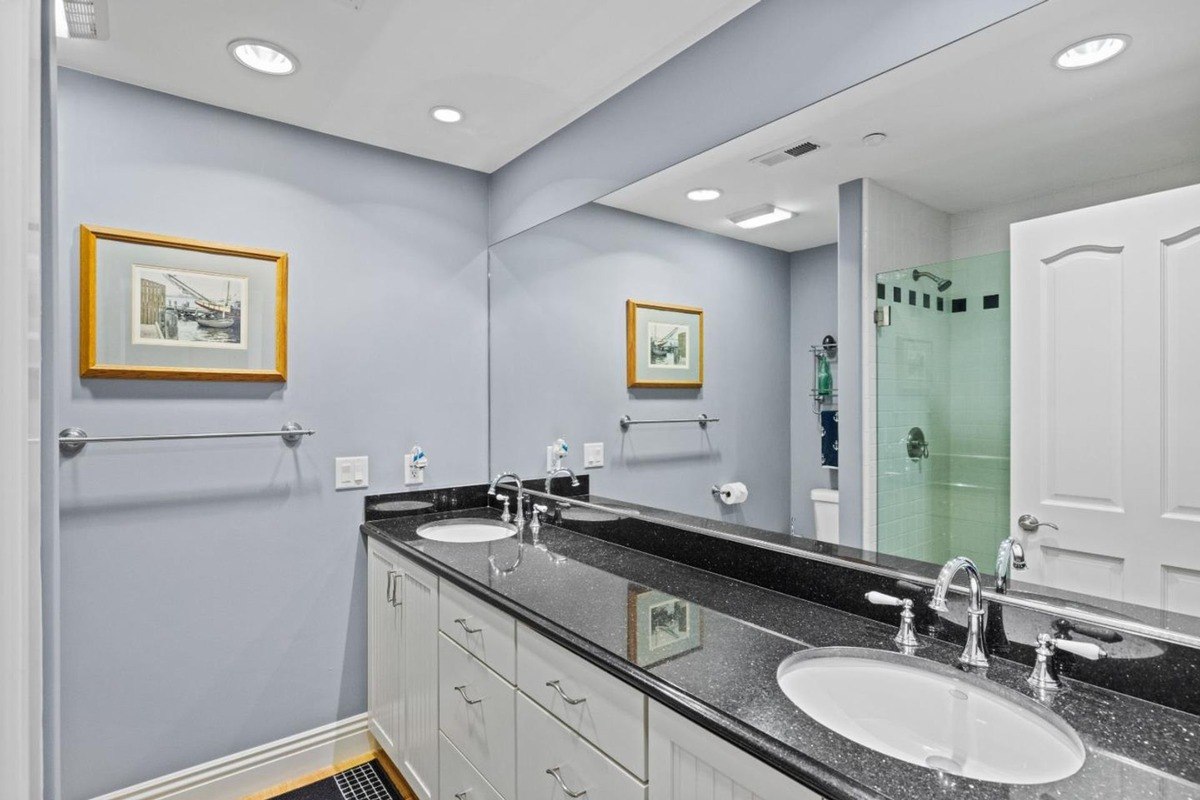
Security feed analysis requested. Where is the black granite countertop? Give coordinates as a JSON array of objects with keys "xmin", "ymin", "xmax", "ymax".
[{"xmin": 362, "ymin": 506, "xmax": 1200, "ymax": 800}]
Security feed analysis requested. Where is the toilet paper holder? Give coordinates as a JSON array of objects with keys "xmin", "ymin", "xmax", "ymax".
[{"xmin": 711, "ymin": 483, "xmax": 749, "ymax": 503}]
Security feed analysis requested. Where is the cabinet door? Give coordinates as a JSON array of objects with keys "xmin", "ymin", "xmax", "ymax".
[
  {"xmin": 648, "ymin": 701, "xmax": 822, "ymax": 800},
  {"xmin": 400, "ymin": 556, "xmax": 439, "ymax": 800},
  {"xmin": 367, "ymin": 540, "xmax": 402, "ymax": 765}
]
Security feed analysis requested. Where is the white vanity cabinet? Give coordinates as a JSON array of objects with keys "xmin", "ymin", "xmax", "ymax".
[
  {"xmin": 366, "ymin": 538, "xmax": 439, "ymax": 800},
  {"xmin": 648, "ymin": 701, "xmax": 820, "ymax": 800},
  {"xmin": 367, "ymin": 535, "xmax": 823, "ymax": 800}
]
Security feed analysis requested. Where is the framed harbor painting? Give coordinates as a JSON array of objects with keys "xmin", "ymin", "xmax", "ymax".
[
  {"xmin": 79, "ymin": 225, "xmax": 288, "ymax": 381},
  {"xmin": 626, "ymin": 299, "xmax": 703, "ymax": 388}
]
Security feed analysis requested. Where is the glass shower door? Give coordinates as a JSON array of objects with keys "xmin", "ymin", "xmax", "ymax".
[{"xmin": 874, "ymin": 253, "xmax": 1011, "ymax": 568}]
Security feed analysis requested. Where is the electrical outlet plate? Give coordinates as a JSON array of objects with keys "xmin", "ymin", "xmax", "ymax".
[
  {"xmin": 584, "ymin": 442, "xmax": 604, "ymax": 468},
  {"xmin": 404, "ymin": 453, "xmax": 425, "ymax": 485},
  {"xmin": 335, "ymin": 456, "xmax": 368, "ymax": 490}
]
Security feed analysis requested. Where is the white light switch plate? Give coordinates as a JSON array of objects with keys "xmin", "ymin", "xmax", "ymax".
[
  {"xmin": 404, "ymin": 453, "xmax": 425, "ymax": 485},
  {"xmin": 335, "ymin": 456, "xmax": 369, "ymax": 490},
  {"xmin": 584, "ymin": 442, "xmax": 604, "ymax": 468}
]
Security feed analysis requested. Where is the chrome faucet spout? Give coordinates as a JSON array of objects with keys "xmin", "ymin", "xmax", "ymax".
[
  {"xmin": 544, "ymin": 467, "xmax": 581, "ymax": 495},
  {"xmin": 995, "ymin": 537, "xmax": 1027, "ymax": 594},
  {"xmin": 489, "ymin": 471, "xmax": 525, "ymax": 528},
  {"xmin": 930, "ymin": 556, "xmax": 989, "ymax": 668}
]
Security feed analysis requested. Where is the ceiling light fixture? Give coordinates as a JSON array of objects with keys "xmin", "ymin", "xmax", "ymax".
[
  {"xmin": 862, "ymin": 132, "xmax": 888, "ymax": 147},
  {"xmin": 728, "ymin": 204, "xmax": 795, "ymax": 230},
  {"xmin": 686, "ymin": 188, "xmax": 722, "ymax": 202},
  {"xmin": 228, "ymin": 39, "xmax": 298, "ymax": 76},
  {"xmin": 1054, "ymin": 35, "xmax": 1129, "ymax": 70},
  {"xmin": 431, "ymin": 106, "xmax": 464, "ymax": 124}
]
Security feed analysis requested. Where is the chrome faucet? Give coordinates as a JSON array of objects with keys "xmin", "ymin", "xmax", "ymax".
[
  {"xmin": 929, "ymin": 556, "xmax": 989, "ymax": 668},
  {"xmin": 544, "ymin": 467, "xmax": 581, "ymax": 495},
  {"xmin": 995, "ymin": 536, "xmax": 1027, "ymax": 594},
  {"xmin": 489, "ymin": 471, "xmax": 525, "ymax": 528}
]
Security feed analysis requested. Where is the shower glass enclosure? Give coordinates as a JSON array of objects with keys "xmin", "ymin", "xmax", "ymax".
[{"xmin": 874, "ymin": 252, "xmax": 1011, "ymax": 568}]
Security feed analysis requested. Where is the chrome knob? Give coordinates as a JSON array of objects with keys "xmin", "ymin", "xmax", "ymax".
[{"xmin": 1018, "ymin": 514, "xmax": 1058, "ymax": 532}]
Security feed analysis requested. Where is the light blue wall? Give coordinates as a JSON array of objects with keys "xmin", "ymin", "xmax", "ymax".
[
  {"xmin": 52, "ymin": 70, "xmax": 489, "ymax": 800},
  {"xmin": 489, "ymin": 203, "xmax": 792, "ymax": 531},
  {"xmin": 488, "ymin": 0, "xmax": 1044, "ymax": 243},
  {"xmin": 789, "ymin": 244, "xmax": 838, "ymax": 535},
  {"xmin": 836, "ymin": 180, "xmax": 865, "ymax": 547}
]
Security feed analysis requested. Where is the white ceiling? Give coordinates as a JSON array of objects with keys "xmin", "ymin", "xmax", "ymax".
[
  {"xmin": 56, "ymin": 0, "xmax": 758, "ymax": 173},
  {"xmin": 600, "ymin": 0, "xmax": 1200, "ymax": 252}
]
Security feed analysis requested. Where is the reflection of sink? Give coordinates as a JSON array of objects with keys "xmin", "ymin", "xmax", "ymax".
[
  {"xmin": 776, "ymin": 648, "xmax": 1086, "ymax": 784},
  {"xmin": 416, "ymin": 519, "xmax": 516, "ymax": 543}
]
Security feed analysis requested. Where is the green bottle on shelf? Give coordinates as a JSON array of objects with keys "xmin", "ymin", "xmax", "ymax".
[{"xmin": 816, "ymin": 354, "xmax": 833, "ymax": 397}]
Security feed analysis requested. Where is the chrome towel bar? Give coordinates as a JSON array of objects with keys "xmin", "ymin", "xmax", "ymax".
[
  {"xmin": 58, "ymin": 422, "xmax": 314, "ymax": 455},
  {"xmin": 619, "ymin": 413, "xmax": 718, "ymax": 430}
]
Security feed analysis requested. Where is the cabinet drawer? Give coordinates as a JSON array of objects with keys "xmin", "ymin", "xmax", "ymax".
[
  {"xmin": 438, "ymin": 634, "xmax": 516, "ymax": 799},
  {"xmin": 438, "ymin": 733, "xmax": 504, "ymax": 800},
  {"xmin": 517, "ymin": 623, "xmax": 647, "ymax": 778},
  {"xmin": 440, "ymin": 579, "xmax": 517, "ymax": 684},
  {"xmin": 517, "ymin": 694, "xmax": 647, "ymax": 800}
]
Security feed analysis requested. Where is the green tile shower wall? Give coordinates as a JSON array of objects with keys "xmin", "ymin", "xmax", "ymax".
[{"xmin": 875, "ymin": 252, "xmax": 1010, "ymax": 568}]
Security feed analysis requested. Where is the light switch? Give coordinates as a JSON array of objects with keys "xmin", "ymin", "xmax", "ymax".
[
  {"xmin": 335, "ymin": 456, "xmax": 369, "ymax": 490},
  {"xmin": 584, "ymin": 442, "xmax": 604, "ymax": 468}
]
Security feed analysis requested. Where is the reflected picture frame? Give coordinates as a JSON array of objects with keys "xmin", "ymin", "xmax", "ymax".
[
  {"xmin": 79, "ymin": 225, "xmax": 288, "ymax": 381},
  {"xmin": 626, "ymin": 299, "xmax": 704, "ymax": 388}
]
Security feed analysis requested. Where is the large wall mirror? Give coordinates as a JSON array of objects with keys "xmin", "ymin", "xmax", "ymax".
[{"xmin": 489, "ymin": 0, "xmax": 1200, "ymax": 638}]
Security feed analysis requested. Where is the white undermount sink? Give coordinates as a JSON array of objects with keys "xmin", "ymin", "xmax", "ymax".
[
  {"xmin": 415, "ymin": 518, "xmax": 517, "ymax": 543},
  {"xmin": 776, "ymin": 648, "xmax": 1086, "ymax": 784}
]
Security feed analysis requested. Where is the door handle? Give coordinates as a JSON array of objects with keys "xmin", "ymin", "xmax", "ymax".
[
  {"xmin": 1018, "ymin": 514, "xmax": 1059, "ymax": 532},
  {"xmin": 385, "ymin": 571, "xmax": 397, "ymax": 603}
]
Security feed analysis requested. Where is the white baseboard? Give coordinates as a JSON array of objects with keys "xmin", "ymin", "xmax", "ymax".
[{"xmin": 92, "ymin": 713, "xmax": 371, "ymax": 800}]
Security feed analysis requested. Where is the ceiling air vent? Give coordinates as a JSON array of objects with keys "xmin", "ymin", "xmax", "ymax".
[
  {"xmin": 60, "ymin": 0, "xmax": 109, "ymax": 40},
  {"xmin": 751, "ymin": 139, "xmax": 822, "ymax": 167}
]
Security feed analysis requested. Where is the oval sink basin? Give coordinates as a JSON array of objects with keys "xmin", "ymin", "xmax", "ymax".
[
  {"xmin": 416, "ymin": 519, "xmax": 516, "ymax": 543},
  {"xmin": 777, "ymin": 648, "xmax": 1086, "ymax": 784}
]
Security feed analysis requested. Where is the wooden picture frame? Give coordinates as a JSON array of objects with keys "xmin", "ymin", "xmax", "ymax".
[
  {"xmin": 79, "ymin": 224, "xmax": 288, "ymax": 382},
  {"xmin": 626, "ymin": 299, "xmax": 704, "ymax": 388},
  {"xmin": 626, "ymin": 585, "xmax": 704, "ymax": 668}
]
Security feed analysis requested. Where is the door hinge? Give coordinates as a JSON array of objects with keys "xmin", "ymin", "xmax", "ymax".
[{"xmin": 874, "ymin": 306, "xmax": 891, "ymax": 327}]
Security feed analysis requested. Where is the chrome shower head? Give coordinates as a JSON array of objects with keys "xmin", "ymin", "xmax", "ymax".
[{"xmin": 912, "ymin": 268, "xmax": 952, "ymax": 292}]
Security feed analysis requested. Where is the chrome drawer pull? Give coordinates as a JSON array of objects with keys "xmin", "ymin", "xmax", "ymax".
[
  {"xmin": 545, "ymin": 766, "xmax": 587, "ymax": 797},
  {"xmin": 454, "ymin": 792, "xmax": 471, "ymax": 799},
  {"xmin": 455, "ymin": 617, "xmax": 483, "ymax": 634},
  {"xmin": 545, "ymin": 679, "xmax": 586, "ymax": 705},
  {"xmin": 454, "ymin": 684, "xmax": 483, "ymax": 705}
]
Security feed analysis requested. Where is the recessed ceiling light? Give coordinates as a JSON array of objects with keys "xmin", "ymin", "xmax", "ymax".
[
  {"xmin": 431, "ymin": 106, "xmax": 464, "ymax": 124},
  {"xmin": 686, "ymin": 188, "xmax": 722, "ymax": 202},
  {"xmin": 228, "ymin": 39, "xmax": 298, "ymax": 76},
  {"xmin": 862, "ymin": 132, "xmax": 888, "ymax": 147},
  {"xmin": 1054, "ymin": 35, "xmax": 1129, "ymax": 70},
  {"xmin": 728, "ymin": 204, "xmax": 795, "ymax": 230}
]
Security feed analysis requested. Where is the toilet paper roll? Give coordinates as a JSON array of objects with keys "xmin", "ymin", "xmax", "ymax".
[{"xmin": 718, "ymin": 482, "xmax": 749, "ymax": 505}]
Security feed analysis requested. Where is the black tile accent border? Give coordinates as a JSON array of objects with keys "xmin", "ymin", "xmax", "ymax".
[
  {"xmin": 936, "ymin": 297, "xmax": 944, "ymax": 311},
  {"xmin": 907, "ymin": 289, "xmax": 916, "ymax": 305},
  {"xmin": 951, "ymin": 297, "xmax": 967, "ymax": 313},
  {"xmin": 876, "ymin": 283, "xmax": 885, "ymax": 299},
  {"xmin": 983, "ymin": 293, "xmax": 1000, "ymax": 309},
  {"xmin": 893, "ymin": 286, "xmax": 901, "ymax": 302},
  {"xmin": 922, "ymin": 293, "xmax": 930, "ymax": 308}
]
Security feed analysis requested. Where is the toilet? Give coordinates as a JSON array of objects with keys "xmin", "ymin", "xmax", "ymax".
[{"xmin": 811, "ymin": 488, "xmax": 839, "ymax": 543}]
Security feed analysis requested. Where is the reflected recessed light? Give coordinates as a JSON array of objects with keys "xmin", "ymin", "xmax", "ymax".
[
  {"xmin": 431, "ymin": 106, "xmax": 464, "ymax": 124},
  {"xmin": 862, "ymin": 132, "xmax": 888, "ymax": 147},
  {"xmin": 686, "ymin": 188, "xmax": 722, "ymax": 202},
  {"xmin": 728, "ymin": 204, "xmax": 795, "ymax": 230},
  {"xmin": 228, "ymin": 39, "xmax": 297, "ymax": 75},
  {"xmin": 1054, "ymin": 35, "xmax": 1129, "ymax": 70}
]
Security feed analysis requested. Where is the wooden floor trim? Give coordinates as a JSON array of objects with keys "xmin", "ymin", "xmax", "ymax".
[{"xmin": 370, "ymin": 749, "xmax": 418, "ymax": 800}]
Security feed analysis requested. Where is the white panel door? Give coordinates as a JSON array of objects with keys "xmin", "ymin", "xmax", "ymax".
[
  {"xmin": 400, "ymin": 557, "xmax": 439, "ymax": 800},
  {"xmin": 367, "ymin": 540, "xmax": 402, "ymax": 764},
  {"xmin": 1011, "ymin": 183, "xmax": 1200, "ymax": 613},
  {"xmin": 648, "ymin": 701, "xmax": 821, "ymax": 800}
]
